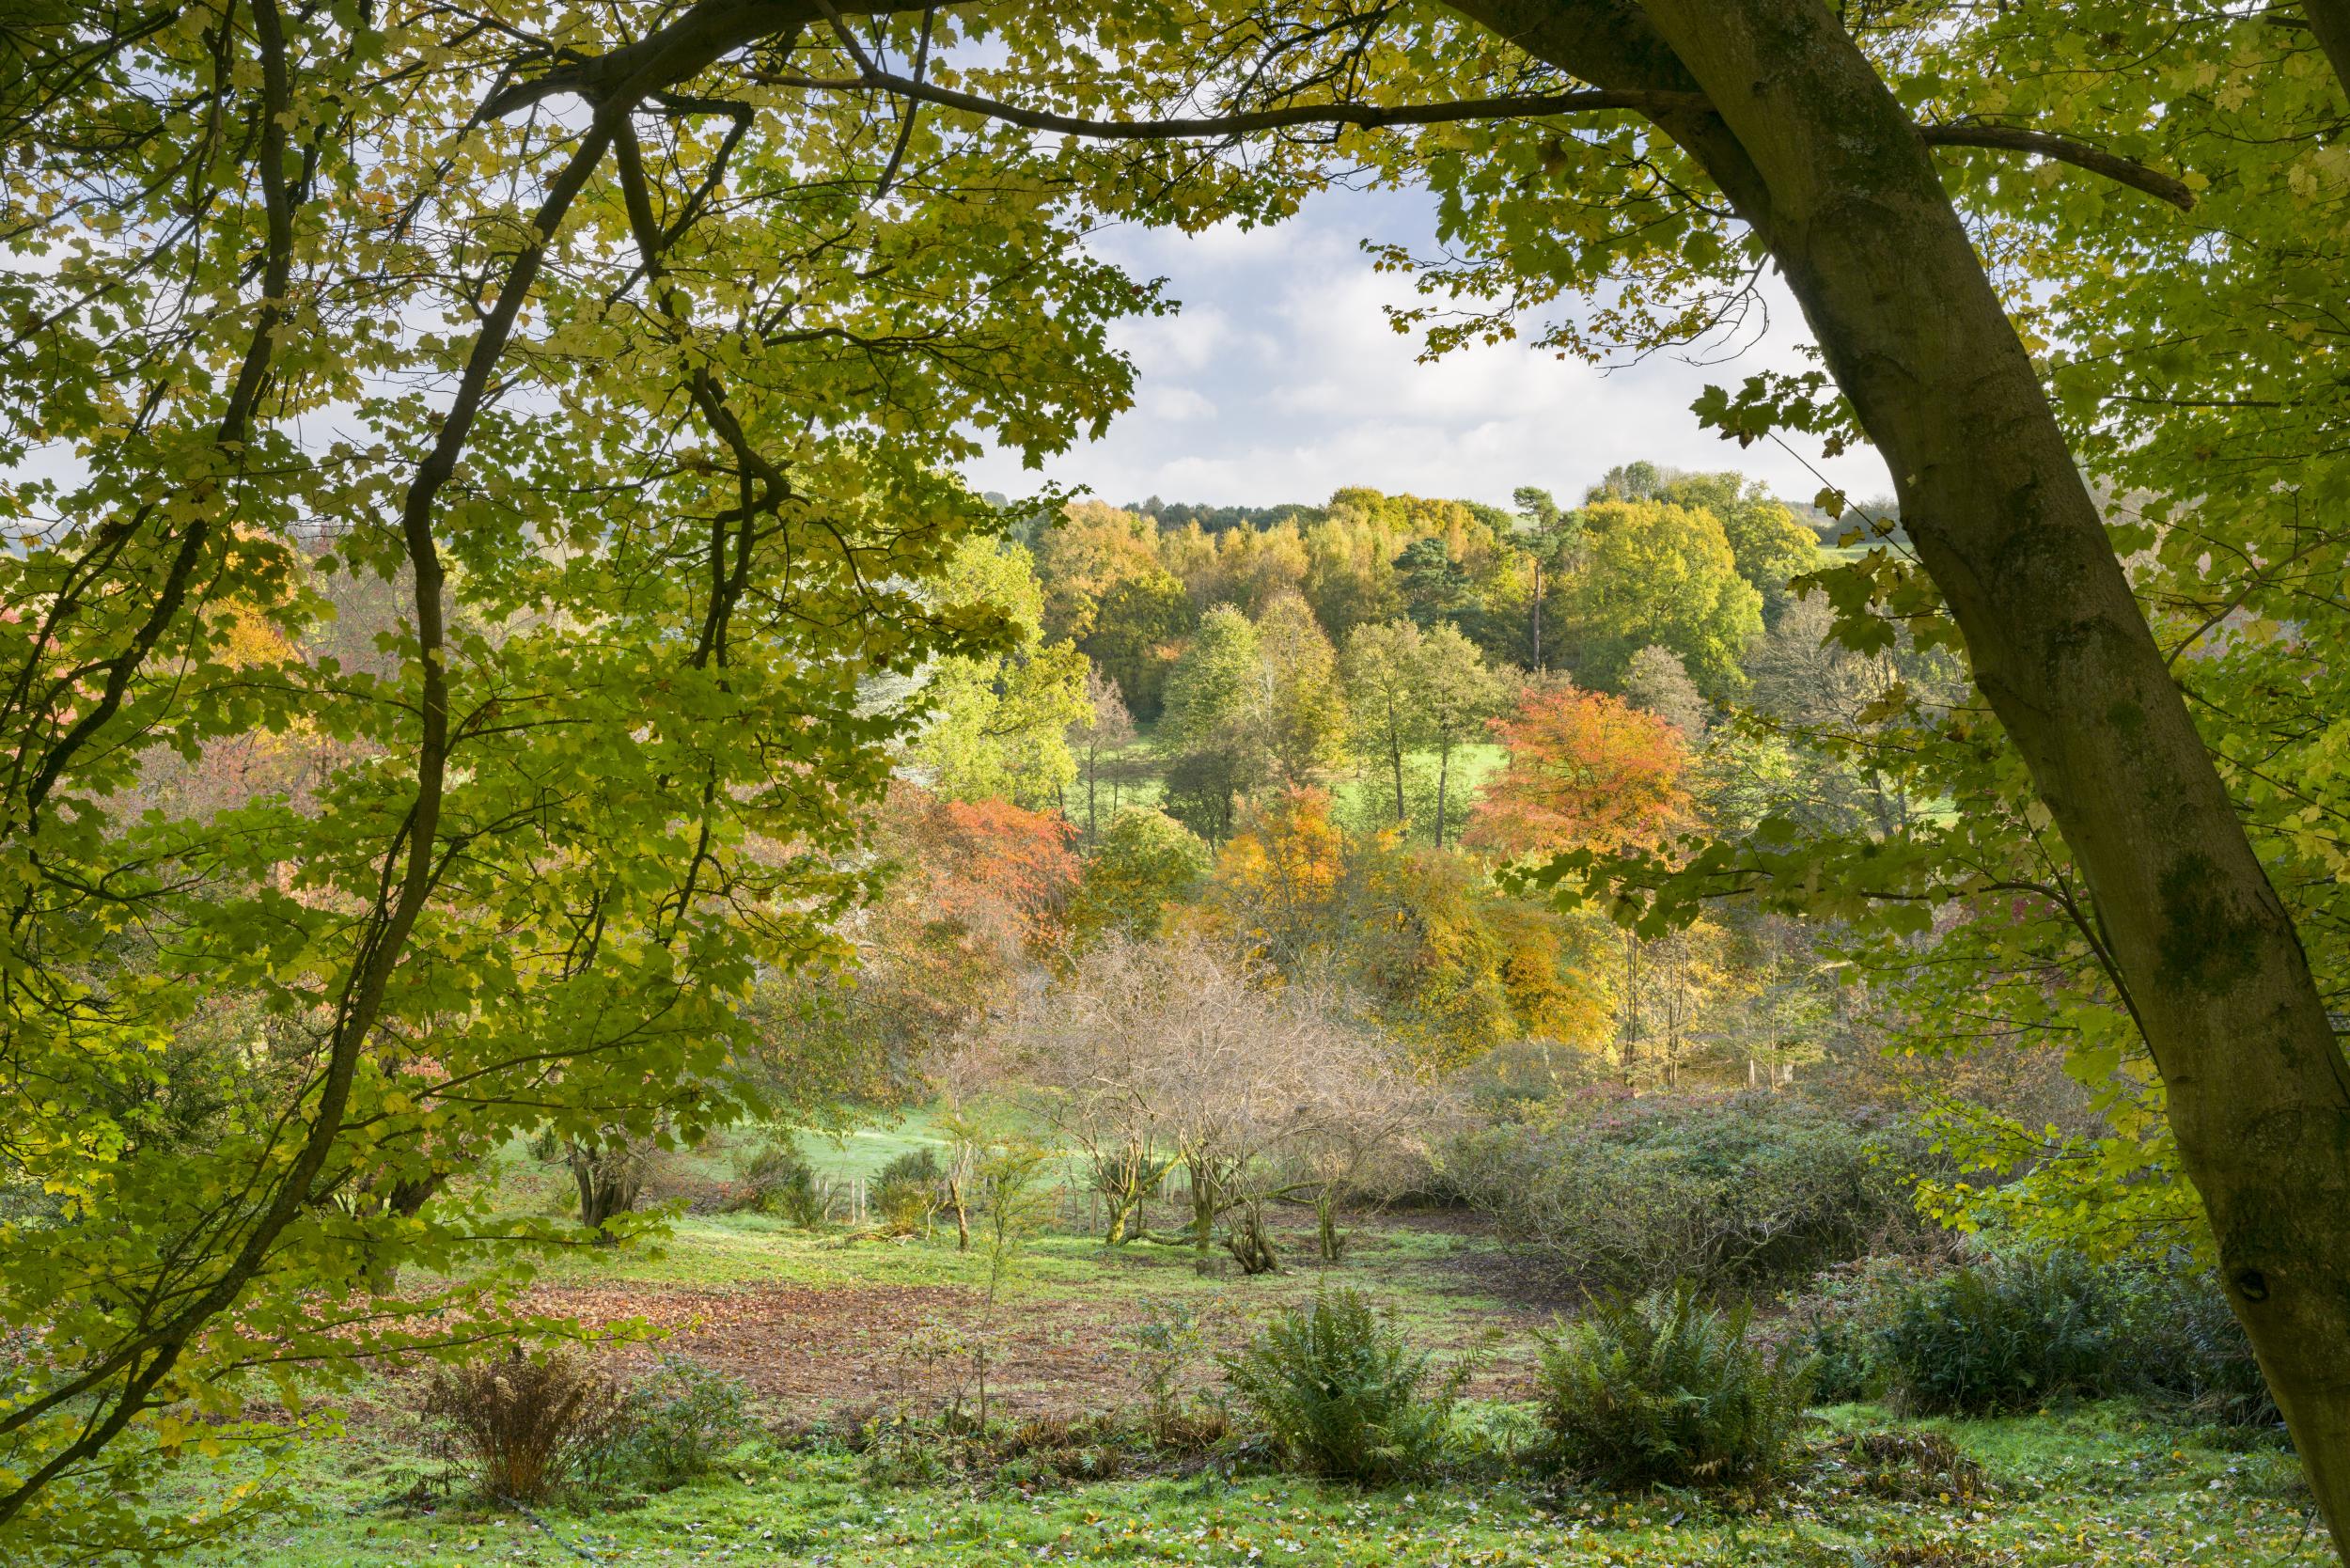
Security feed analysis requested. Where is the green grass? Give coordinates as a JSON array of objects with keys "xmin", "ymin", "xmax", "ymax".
[
  {"xmin": 525, "ymin": 1205, "xmax": 1521, "ymax": 1333},
  {"xmin": 181, "ymin": 1403, "xmax": 2323, "ymax": 1567},
  {"xmin": 1084, "ymin": 741, "xmax": 1512, "ymax": 841},
  {"xmin": 151, "ymin": 1114, "xmax": 2329, "ymax": 1568}
]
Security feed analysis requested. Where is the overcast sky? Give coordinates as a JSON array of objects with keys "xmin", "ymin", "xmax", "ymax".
[{"xmin": 961, "ymin": 186, "xmax": 1892, "ymax": 514}]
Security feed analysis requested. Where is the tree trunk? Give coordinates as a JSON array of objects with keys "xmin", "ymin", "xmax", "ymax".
[
  {"xmin": 1388, "ymin": 709, "xmax": 1408, "ymax": 825},
  {"xmin": 1185, "ymin": 1151, "xmax": 1218, "ymax": 1262},
  {"xmin": 1225, "ymin": 1200, "xmax": 1279, "ymax": 1275},
  {"xmin": 1454, "ymin": 0, "xmax": 2350, "ymax": 1545},
  {"xmin": 1314, "ymin": 1187, "xmax": 1346, "ymax": 1262},
  {"xmin": 2306, "ymin": 1, "xmax": 2350, "ymax": 96},
  {"xmin": 1531, "ymin": 555, "xmax": 1543, "ymax": 672},
  {"xmin": 1434, "ymin": 742, "xmax": 1451, "ymax": 848},
  {"xmin": 568, "ymin": 1138, "xmax": 647, "ymax": 1243}
]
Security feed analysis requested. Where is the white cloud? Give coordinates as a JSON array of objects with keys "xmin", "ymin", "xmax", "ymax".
[
  {"xmin": 1109, "ymin": 305, "xmax": 1237, "ymax": 375},
  {"xmin": 1138, "ymin": 386, "xmax": 1217, "ymax": 423},
  {"xmin": 964, "ymin": 186, "xmax": 1890, "ymax": 511}
]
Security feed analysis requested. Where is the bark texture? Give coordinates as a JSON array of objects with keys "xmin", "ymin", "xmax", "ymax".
[
  {"xmin": 2307, "ymin": 0, "xmax": 2350, "ymax": 99},
  {"xmin": 1449, "ymin": 0, "xmax": 2350, "ymax": 1548}
]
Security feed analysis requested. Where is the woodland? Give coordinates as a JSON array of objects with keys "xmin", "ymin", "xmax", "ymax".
[{"xmin": 7, "ymin": 2, "xmax": 2350, "ymax": 1566}]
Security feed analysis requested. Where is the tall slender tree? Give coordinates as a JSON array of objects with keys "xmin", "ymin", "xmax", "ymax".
[{"xmin": 1341, "ymin": 619, "xmax": 1431, "ymax": 827}]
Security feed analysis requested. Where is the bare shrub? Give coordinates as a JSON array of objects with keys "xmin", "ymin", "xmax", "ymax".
[
  {"xmin": 415, "ymin": 1350, "xmax": 635, "ymax": 1502},
  {"xmin": 1005, "ymin": 936, "xmax": 1441, "ymax": 1267}
]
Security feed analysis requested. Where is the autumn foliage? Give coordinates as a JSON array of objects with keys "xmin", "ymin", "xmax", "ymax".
[
  {"xmin": 1196, "ymin": 786, "xmax": 1347, "ymax": 967},
  {"xmin": 1466, "ymin": 687, "xmax": 1693, "ymax": 857},
  {"xmin": 863, "ymin": 786, "xmax": 1081, "ymax": 1039}
]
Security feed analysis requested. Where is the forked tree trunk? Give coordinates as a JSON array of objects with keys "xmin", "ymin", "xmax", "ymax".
[
  {"xmin": 568, "ymin": 1137, "xmax": 648, "ymax": 1242},
  {"xmin": 1453, "ymin": 1, "xmax": 2350, "ymax": 1546}
]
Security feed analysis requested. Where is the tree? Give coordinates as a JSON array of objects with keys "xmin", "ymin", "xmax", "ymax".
[
  {"xmin": 1416, "ymin": 1, "xmax": 2350, "ymax": 1524},
  {"xmin": 1008, "ymin": 935, "xmax": 1430, "ymax": 1267},
  {"xmin": 1559, "ymin": 500, "xmax": 1763, "ymax": 697},
  {"xmin": 1341, "ymin": 619, "xmax": 1431, "ymax": 828},
  {"xmin": 1622, "ymin": 645, "xmax": 1709, "ymax": 744},
  {"xmin": 1085, "ymin": 572, "xmax": 1198, "ymax": 722},
  {"xmin": 1392, "ymin": 535, "xmax": 1478, "ymax": 629},
  {"xmin": 1159, "ymin": 605, "xmax": 1265, "ymax": 839},
  {"xmin": 1742, "ymin": 596, "xmax": 1959, "ymax": 837},
  {"xmin": 1342, "ymin": 839, "xmax": 1523, "ymax": 1064},
  {"xmin": 775, "ymin": 787, "xmax": 1080, "ymax": 1106},
  {"xmin": 1658, "ymin": 473, "xmax": 1822, "ymax": 628},
  {"xmin": 1468, "ymin": 687, "xmax": 1694, "ymax": 859},
  {"xmin": 0, "ymin": 7, "xmax": 1152, "ymax": 1548},
  {"xmin": 1590, "ymin": 466, "xmax": 1820, "ymax": 627},
  {"xmin": 1588, "ymin": 462, "xmax": 1666, "ymax": 503},
  {"xmin": 1159, "ymin": 596, "xmax": 1348, "ymax": 839},
  {"xmin": 1512, "ymin": 484, "xmax": 1582, "ymax": 672},
  {"xmin": 1253, "ymin": 592, "xmax": 1351, "ymax": 789},
  {"xmin": 1068, "ymin": 808, "xmax": 1212, "ymax": 946},
  {"xmin": 1620, "ymin": 917, "xmax": 1736, "ymax": 1090},
  {"xmin": 1303, "ymin": 515, "xmax": 1405, "ymax": 640},
  {"xmin": 1417, "ymin": 623, "xmax": 1508, "ymax": 850},
  {"xmin": 1161, "ymin": 604, "xmax": 1261, "ymax": 753},
  {"xmin": 1198, "ymin": 787, "xmax": 1349, "ymax": 975},
  {"xmin": 1036, "ymin": 503, "xmax": 1197, "ymax": 719},
  {"xmin": 1035, "ymin": 502, "xmax": 1161, "ymax": 642},
  {"xmin": 1070, "ymin": 663, "xmax": 1138, "ymax": 839},
  {"xmin": 913, "ymin": 537, "xmax": 1094, "ymax": 808}
]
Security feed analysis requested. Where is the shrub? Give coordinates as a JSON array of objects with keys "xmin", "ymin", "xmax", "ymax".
[
  {"xmin": 1802, "ymin": 1248, "xmax": 2281, "ymax": 1427},
  {"xmin": 1876, "ymin": 1250, "xmax": 2123, "ymax": 1415},
  {"xmin": 611, "ymin": 1355, "xmax": 756, "ymax": 1486},
  {"xmin": 1449, "ymin": 1093, "xmax": 1920, "ymax": 1295},
  {"xmin": 1787, "ymin": 1255, "xmax": 1937, "ymax": 1404},
  {"xmin": 1535, "ymin": 1284, "xmax": 1813, "ymax": 1488},
  {"xmin": 735, "ymin": 1137, "xmax": 827, "ymax": 1228},
  {"xmin": 988, "ymin": 1413, "xmax": 1132, "ymax": 1488},
  {"xmin": 415, "ymin": 1350, "xmax": 635, "ymax": 1502},
  {"xmin": 873, "ymin": 1147, "xmax": 943, "ymax": 1234},
  {"xmin": 2121, "ymin": 1267, "xmax": 2280, "ymax": 1429},
  {"xmin": 856, "ymin": 1410, "xmax": 951, "ymax": 1486},
  {"xmin": 1120, "ymin": 1297, "xmax": 1231, "ymax": 1442},
  {"xmin": 1219, "ymin": 1288, "xmax": 1464, "ymax": 1483}
]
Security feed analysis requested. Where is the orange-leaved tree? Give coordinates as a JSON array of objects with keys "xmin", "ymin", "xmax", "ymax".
[
  {"xmin": 856, "ymin": 785, "xmax": 1083, "ymax": 1047},
  {"xmin": 1466, "ymin": 687, "xmax": 1693, "ymax": 859}
]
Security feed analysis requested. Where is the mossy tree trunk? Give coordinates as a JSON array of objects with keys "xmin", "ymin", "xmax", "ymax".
[{"xmin": 567, "ymin": 1137, "xmax": 648, "ymax": 1243}]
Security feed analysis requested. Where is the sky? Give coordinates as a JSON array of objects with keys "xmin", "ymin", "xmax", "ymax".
[{"xmin": 961, "ymin": 186, "xmax": 1893, "ymax": 515}]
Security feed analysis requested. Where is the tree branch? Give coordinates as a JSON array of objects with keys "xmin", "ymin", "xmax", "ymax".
[
  {"xmin": 1918, "ymin": 121, "xmax": 2195, "ymax": 211},
  {"xmin": 754, "ymin": 66, "xmax": 1701, "ymax": 138},
  {"xmin": 479, "ymin": 0, "xmax": 932, "ymax": 119},
  {"xmin": 759, "ymin": 65, "xmax": 2193, "ymax": 212}
]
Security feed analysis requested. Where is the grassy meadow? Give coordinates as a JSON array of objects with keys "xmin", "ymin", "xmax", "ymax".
[{"xmin": 166, "ymin": 1120, "xmax": 2324, "ymax": 1568}]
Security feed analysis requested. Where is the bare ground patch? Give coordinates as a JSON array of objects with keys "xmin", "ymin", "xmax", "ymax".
[{"xmin": 521, "ymin": 1268, "xmax": 1541, "ymax": 1423}]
